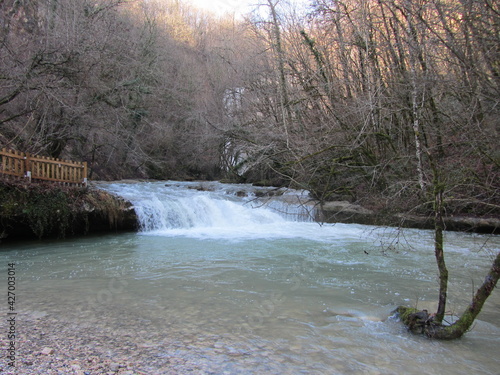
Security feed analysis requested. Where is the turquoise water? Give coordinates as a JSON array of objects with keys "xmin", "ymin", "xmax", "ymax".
[{"xmin": 1, "ymin": 181, "xmax": 499, "ymax": 374}]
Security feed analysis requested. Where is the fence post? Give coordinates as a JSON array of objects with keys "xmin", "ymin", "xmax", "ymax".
[
  {"xmin": 1, "ymin": 148, "xmax": 5, "ymax": 175},
  {"xmin": 82, "ymin": 162, "xmax": 88, "ymax": 187},
  {"xmin": 24, "ymin": 152, "xmax": 32, "ymax": 183}
]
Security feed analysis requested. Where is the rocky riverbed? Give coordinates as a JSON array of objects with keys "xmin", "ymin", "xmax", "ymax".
[
  {"xmin": 2, "ymin": 309, "xmax": 307, "ymax": 375},
  {"xmin": 3, "ymin": 311, "xmax": 230, "ymax": 375}
]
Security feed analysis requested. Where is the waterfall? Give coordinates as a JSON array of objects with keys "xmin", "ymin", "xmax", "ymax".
[
  {"xmin": 133, "ymin": 194, "xmax": 286, "ymax": 232},
  {"xmin": 97, "ymin": 181, "xmax": 316, "ymax": 235}
]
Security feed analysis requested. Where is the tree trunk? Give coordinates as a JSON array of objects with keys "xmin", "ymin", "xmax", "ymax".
[
  {"xmin": 407, "ymin": 15, "xmax": 426, "ymax": 192},
  {"xmin": 431, "ymin": 158, "xmax": 448, "ymax": 324},
  {"xmin": 267, "ymin": 0, "xmax": 291, "ymax": 148},
  {"xmin": 397, "ymin": 239, "xmax": 500, "ymax": 340},
  {"xmin": 397, "ymin": 154, "xmax": 500, "ymax": 339},
  {"xmin": 427, "ymin": 251, "xmax": 500, "ymax": 339}
]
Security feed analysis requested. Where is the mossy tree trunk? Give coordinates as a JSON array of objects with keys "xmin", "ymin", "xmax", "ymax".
[
  {"xmin": 431, "ymin": 158, "xmax": 448, "ymax": 324},
  {"xmin": 428, "ymin": 251, "xmax": 500, "ymax": 339}
]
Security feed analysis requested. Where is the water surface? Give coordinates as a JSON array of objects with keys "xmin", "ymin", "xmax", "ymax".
[{"xmin": 1, "ymin": 181, "xmax": 499, "ymax": 374}]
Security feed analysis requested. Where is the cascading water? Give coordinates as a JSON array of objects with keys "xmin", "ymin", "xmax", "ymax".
[{"xmin": 98, "ymin": 181, "xmax": 317, "ymax": 236}]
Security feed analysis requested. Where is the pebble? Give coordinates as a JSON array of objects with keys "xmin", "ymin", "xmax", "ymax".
[
  {"xmin": 40, "ymin": 347, "xmax": 55, "ymax": 355},
  {"xmin": 213, "ymin": 342, "xmax": 224, "ymax": 349},
  {"xmin": 227, "ymin": 347, "xmax": 249, "ymax": 357},
  {"xmin": 109, "ymin": 363, "xmax": 121, "ymax": 372}
]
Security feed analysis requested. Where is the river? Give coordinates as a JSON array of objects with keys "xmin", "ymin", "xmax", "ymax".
[{"xmin": 1, "ymin": 181, "xmax": 499, "ymax": 374}]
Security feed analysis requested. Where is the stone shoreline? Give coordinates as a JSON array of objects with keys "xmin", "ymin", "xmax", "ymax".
[
  {"xmin": 2, "ymin": 308, "xmax": 307, "ymax": 375},
  {"xmin": 2, "ymin": 312, "xmax": 221, "ymax": 375}
]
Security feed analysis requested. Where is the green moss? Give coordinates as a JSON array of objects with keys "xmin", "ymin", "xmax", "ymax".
[
  {"xmin": 0, "ymin": 186, "xmax": 19, "ymax": 216},
  {"xmin": 395, "ymin": 306, "xmax": 419, "ymax": 325},
  {"xmin": 395, "ymin": 305, "xmax": 472, "ymax": 340},
  {"xmin": 0, "ymin": 179, "xmax": 137, "ymax": 240},
  {"xmin": 0, "ymin": 182, "xmax": 74, "ymax": 238},
  {"xmin": 26, "ymin": 190, "xmax": 73, "ymax": 238}
]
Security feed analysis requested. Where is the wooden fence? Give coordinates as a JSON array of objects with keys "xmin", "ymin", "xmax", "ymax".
[{"xmin": 0, "ymin": 148, "xmax": 87, "ymax": 186}]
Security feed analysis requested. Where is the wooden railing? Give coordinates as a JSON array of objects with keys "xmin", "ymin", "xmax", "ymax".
[{"xmin": 0, "ymin": 148, "xmax": 87, "ymax": 186}]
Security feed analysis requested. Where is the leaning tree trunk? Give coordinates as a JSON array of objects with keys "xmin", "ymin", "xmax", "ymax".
[
  {"xmin": 398, "ymin": 251, "xmax": 500, "ymax": 339},
  {"xmin": 427, "ymin": 251, "xmax": 500, "ymax": 339}
]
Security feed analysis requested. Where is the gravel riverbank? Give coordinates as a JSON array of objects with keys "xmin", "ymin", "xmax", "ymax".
[
  {"xmin": 1, "ymin": 311, "xmax": 252, "ymax": 375},
  {"xmin": 1, "ymin": 308, "xmax": 297, "ymax": 375}
]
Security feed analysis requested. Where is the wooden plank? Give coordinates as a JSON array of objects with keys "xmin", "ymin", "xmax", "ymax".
[
  {"xmin": 50, "ymin": 160, "xmax": 54, "ymax": 179},
  {"xmin": 28, "ymin": 156, "xmax": 84, "ymax": 168},
  {"xmin": 0, "ymin": 148, "xmax": 20, "ymax": 157},
  {"xmin": 31, "ymin": 176, "xmax": 75, "ymax": 183},
  {"xmin": 0, "ymin": 170, "xmax": 24, "ymax": 177}
]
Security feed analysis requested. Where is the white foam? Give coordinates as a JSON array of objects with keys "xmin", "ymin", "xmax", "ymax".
[{"xmin": 96, "ymin": 181, "xmax": 382, "ymax": 241}]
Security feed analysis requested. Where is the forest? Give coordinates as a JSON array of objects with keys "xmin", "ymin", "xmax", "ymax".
[{"xmin": 1, "ymin": 0, "xmax": 499, "ymax": 219}]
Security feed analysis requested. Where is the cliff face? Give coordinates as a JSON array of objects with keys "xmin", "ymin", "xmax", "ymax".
[{"xmin": 0, "ymin": 180, "xmax": 137, "ymax": 241}]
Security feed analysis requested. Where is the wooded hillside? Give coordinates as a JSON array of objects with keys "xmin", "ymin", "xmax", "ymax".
[{"xmin": 1, "ymin": 0, "xmax": 498, "ymax": 220}]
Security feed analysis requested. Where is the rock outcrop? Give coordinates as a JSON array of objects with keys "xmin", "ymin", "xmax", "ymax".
[
  {"xmin": 0, "ymin": 180, "xmax": 137, "ymax": 241},
  {"xmin": 317, "ymin": 201, "xmax": 500, "ymax": 234}
]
